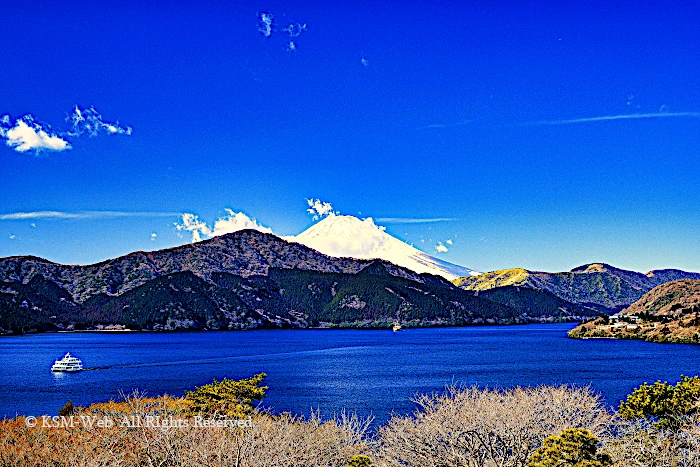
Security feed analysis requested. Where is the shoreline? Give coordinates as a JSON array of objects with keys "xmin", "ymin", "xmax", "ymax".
[{"xmin": 1, "ymin": 321, "xmax": 580, "ymax": 337}]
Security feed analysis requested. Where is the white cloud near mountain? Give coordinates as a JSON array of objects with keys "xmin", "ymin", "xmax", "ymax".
[
  {"xmin": 306, "ymin": 199, "xmax": 337, "ymax": 220},
  {"xmin": 175, "ymin": 209, "xmax": 272, "ymax": 242},
  {"xmin": 173, "ymin": 201, "xmax": 478, "ymax": 279}
]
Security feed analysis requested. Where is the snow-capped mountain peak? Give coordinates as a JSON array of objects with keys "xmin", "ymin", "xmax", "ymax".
[{"xmin": 290, "ymin": 214, "xmax": 480, "ymax": 280}]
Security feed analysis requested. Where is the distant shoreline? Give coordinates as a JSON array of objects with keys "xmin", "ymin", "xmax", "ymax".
[{"xmin": 1, "ymin": 321, "xmax": 580, "ymax": 337}]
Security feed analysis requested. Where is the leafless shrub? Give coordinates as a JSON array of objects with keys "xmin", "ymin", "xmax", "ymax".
[
  {"xmin": 0, "ymin": 394, "xmax": 371, "ymax": 467},
  {"xmin": 601, "ymin": 416, "xmax": 700, "ymax": 467},
  {"xmin": 373, "ymin": 385, "xmax": 611, "ymax": 467}
]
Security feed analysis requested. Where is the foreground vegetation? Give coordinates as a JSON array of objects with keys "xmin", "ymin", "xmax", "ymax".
[{"xmin": 2, "ymin": 374, "xmax": 700, "ymax": 466}]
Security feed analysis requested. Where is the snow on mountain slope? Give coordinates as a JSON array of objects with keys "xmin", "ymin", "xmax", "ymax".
[{"xmin": 290, "ymin": 215, "xmax": 480, "ymax": 280}]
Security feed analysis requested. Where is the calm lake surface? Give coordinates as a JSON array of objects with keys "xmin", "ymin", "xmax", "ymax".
[{"xmin": 2, "ymin": 324, "xmax": 699, "ymax": 423}]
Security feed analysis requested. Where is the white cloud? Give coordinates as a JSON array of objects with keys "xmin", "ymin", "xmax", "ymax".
[
  {"xmin": 1, "ymin": 106, "xmax": 132, "ymax": 155},
  {"xmin": 446, "ymin": 239, "xmax": 453, "ymax": 245},
  {"xmin": 175, "ymin": 209, "xmax": 272, "ymax": 243},
  {"xmin": 258, "ymin": 12, "xmax": 273, "ymax": 37},
  {"xmin": 2, "ymin": 118, "xmax": 70, "ymax": 153},
  {"xmin": 306, "ymin": 199, "xmax": 337, "ymax": 221},
  {"xmin": 151, "ymin": 232, "xmax": 157, "ymax": 241},
  {"xmin": 435, "ymin": 242, "xmax": 448, "ymax": 253},
  {"xmin": 9, "ymin": 234, "xmax": 16, "ymax": 239},
  {"xmin": 212, "ymin": 209, "xmax": 273, "ymax": 236},
  {"xmin": 175, "ymin": 213, "xmax": 210, "ymax": 242},
  {"xmin": 67, "ymin": 106, "xmax": 132, "ymax": 137},
  {"xmin": 417, "ymin": 119, "xmax": 472, "ymax": 130},
  {"xmin": 258, "ymin": 13, "xmax": 307, "ymax": 50},
  {"xmin": 0, "ymin": 211, "xmax": 179, "ymax": 221},
  {"xmin": 521, "ymin": 111, "xmax": 700, "ymax": 126},
  {"xmin": 375, "ymin": 217, "xmax": 458, "ymax": 224},
  {"xmin": 284, "ymin": 22, "xmax": 307, "ymax": 37}
]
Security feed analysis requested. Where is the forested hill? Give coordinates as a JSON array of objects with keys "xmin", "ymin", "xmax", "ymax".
[
  {"xmin": 456, "ymin": 263, "xmax": 700, "ymax": 313},
  {"xmin": 0, "ymin": 230, "xmax": 447, "ymax": 303},
  {"xmin": 0, "ymin": 231, "xmax": 593, "ymax": 334},
  {"xmin": 569, "ymin": 279, "xmax": 700, "ymax": 344}
]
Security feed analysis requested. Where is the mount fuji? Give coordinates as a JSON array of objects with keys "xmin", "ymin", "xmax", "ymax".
[{"xmin": 290, "ymin": 215, "xmax": 480, "ymax": 281}]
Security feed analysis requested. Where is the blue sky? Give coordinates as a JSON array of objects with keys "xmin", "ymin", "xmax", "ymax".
[{"xmin": 2, "ymin": 1, "xmax": 700, "ymax": 273}]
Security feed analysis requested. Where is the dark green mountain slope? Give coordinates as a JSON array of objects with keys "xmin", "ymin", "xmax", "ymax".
[
  {"xmin": 68, "ymin": 263, "xmax": 516, "ymax": 331},
  {"xmin": 474, "ymin": 286, "xmax": 601, "ymax": 319},
  {"xmin": 0, "ymin": 275, "xmax": 80, "ymax": 333}
]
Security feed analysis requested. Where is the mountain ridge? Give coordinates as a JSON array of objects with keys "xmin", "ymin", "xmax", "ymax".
[
  {"xmin": 0, "ymin": 229, "xmax": 452, "ymax": 303},
  {"xmin": 0, "ymin": 230, "xmax": 599, "ymax": 335},
  {"xmin": 456, "ymin": 263, "xmax": 700, "ymax": 312},
  {"xmin": 0, "ymin": 262, "xmax": 521, "ymax": 334}
]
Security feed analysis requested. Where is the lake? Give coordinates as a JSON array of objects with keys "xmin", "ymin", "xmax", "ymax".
[{"xmin": 1, "ymin": 324, "xmax": 699, "ymax": 424}]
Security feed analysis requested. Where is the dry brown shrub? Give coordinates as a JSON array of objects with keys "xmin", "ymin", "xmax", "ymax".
[
  {"xmin": 373, "ymin": 385, "xmax": 611, "ymax": 467},
  {"xmin": 601, "ymin": 416, "xmax": 700, "ymax": 467},
  {"xmin": 0, "ymin": 393, "xmax": 370, "ymax": 467}
]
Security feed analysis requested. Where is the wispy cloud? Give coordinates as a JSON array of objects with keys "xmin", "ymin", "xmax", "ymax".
[
  {"xmin": 417, "ymin": 119, "xmax": 472, "ymax": 130},
  {"xmin": 257, "ymin": 12, "xmax": 308, "ymax": 53},
  {"xmin": 1, "ymin": 106, "xmax": 132, "ymax": 154},
  {"xmin": 258, "ymin": 12, "xmax": 273, "ymax": 37},
  {"xmin": 0, "ymin": 211, "xmax": 179, "ymax": 221},
  {"xmin": 375, "ymin": 217, "xmax": 458, "ymax": 224},
  {"xmin": 520, "ymin": 112, "xmax": 700, "ymax": 126},
  {"xmin": 66, "ymin": 106, "xmax": 132, "ymax": 137},
  {"xmin": 284, "ymin": 22, "xmax": 307, "ymax": 38},
  {"xmin": 175, "ymin": 209, "xmax": 272, "ymax": 243}
]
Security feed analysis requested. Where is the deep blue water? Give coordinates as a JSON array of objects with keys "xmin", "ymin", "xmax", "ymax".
[{"xmin": 2, "ymin": 324, "xmax": 699, "ymax": 424}]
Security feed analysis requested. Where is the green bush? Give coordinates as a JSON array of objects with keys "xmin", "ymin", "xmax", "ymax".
[
  {"xmin": 347, "ymin": 455, "xmax": 373, "ymax": 467},
  {"xmin": 184, "ymin": 373, "xmax": 267, "ymax": 417},
  {"xmin": 618, "ymin": 375, "xmax": 700, "ymax": 427},
  {"xmin": 527, "ymin": 428, "xmax": 611, "ymax": 467}
]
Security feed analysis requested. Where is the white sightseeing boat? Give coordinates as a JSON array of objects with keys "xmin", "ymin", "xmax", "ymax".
[{"xmin": 51, "ymin": 352, "xmax": 84, "ymax": 372}]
